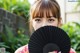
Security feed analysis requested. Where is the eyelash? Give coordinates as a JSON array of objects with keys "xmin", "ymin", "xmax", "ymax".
[
  {"xmin": 34, "ymin": 18, "xmax": 55, "ymax": 23},
  {"xmin": 35, "ymin": 19, "xmax": 41, "ymax": 22},
  {"xmin": 48, "ymin": 19, "xmax": 54, "ymax": 22}
]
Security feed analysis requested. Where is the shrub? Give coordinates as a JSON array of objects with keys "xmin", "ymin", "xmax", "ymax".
[
  {"xmin": 0, "ymin": 25, "xmax": 29, "ymax": 53},
  {"xmin": 61, "ymin": 22, "xmax": 80, "ymax": 52}
]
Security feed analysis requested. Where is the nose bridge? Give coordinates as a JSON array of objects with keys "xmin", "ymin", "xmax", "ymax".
[
  {"xmin": 42, "ymin": 18, "xmax": 48, "ymax": 27},
  {"xmin": 42, "ymin": 22, "xmax": 47, "ymax": 26},
  {"xmin": 42, "ymin": 12, "xmax": 48, "ymax": 27}
]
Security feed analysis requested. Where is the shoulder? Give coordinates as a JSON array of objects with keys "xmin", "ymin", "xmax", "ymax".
[
  {"xmin": 14, "ymin": 45, "xmax": 29, "ymax": 53},
  {"xmin": 69, "ymin": 48, "xmax": 76, "ymax": 53}
]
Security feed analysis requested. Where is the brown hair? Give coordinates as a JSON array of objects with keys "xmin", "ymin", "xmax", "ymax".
[{"xmin": 29, "ymin": 0, "xmax": 61, "ymax": 33}]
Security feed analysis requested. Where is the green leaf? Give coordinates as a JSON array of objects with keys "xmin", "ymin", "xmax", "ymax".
[{"xmin": 4, "ymin": 25, "xmax": 14, "ymax": 40}]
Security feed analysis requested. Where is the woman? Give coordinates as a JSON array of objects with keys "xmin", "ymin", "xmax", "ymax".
[{"xmin": 15, "ymin": 0, "xmax": 76, "ymax": 53}]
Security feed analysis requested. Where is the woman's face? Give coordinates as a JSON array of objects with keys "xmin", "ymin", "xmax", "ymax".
[{"xmin": 32, "ymin": 12, "xmax": 61, "ymax": 30}]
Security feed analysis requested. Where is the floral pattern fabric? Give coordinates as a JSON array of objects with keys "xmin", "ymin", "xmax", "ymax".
[{"xmin": 14, "ymin": 45, "xmax": 76, "ymax": 53}]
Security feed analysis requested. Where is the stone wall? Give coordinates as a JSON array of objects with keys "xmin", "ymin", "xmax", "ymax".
[{"xmin": 0, "ymin": 8, "xmax": 29, "ymax": 37}]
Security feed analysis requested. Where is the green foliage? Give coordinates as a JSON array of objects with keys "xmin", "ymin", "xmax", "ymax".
[
  {"xmin": 61, "ymin": 22, "xmax": 80, "ymax": 52},
  {"xmin": 0, "ymin": 0, "xmax": 30, "ymax": 53},
  {"xmin": 76, "ymin": 0, "xmax": 80, "ymax": 7},
  {"xmin": 74, "ymin": 0, "xmax": 80, "ymax": 10},
  {"xmin": 0, "ymin": 25, "xmax": 29, "ymax": 53},
  {"xmin": 0, "ymin": 0, "xmax": 30, "ymax": 20}
]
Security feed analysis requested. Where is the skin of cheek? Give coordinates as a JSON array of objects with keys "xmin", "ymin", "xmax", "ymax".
[{"xmin": 32, "ymin": 21, "xmax": 43, "ymax": 30}]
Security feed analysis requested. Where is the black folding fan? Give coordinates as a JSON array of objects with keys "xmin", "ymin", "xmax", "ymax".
[{"xmin": 28, "ymin": 26, "xmax": 71, "ymax": 53}]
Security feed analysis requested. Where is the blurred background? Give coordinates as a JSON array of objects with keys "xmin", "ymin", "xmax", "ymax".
[{"xmin": 0, "ymin": 0, "xmax": 80, "ymax": 53}]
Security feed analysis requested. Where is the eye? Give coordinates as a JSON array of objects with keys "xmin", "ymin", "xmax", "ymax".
[
  {"xmin": 48, "ymin": 19, "xmax": 54, "ymax": 22},
  {"xmin": 35, "ymin": 18, "xmax": 41, "ymax": 23}
]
